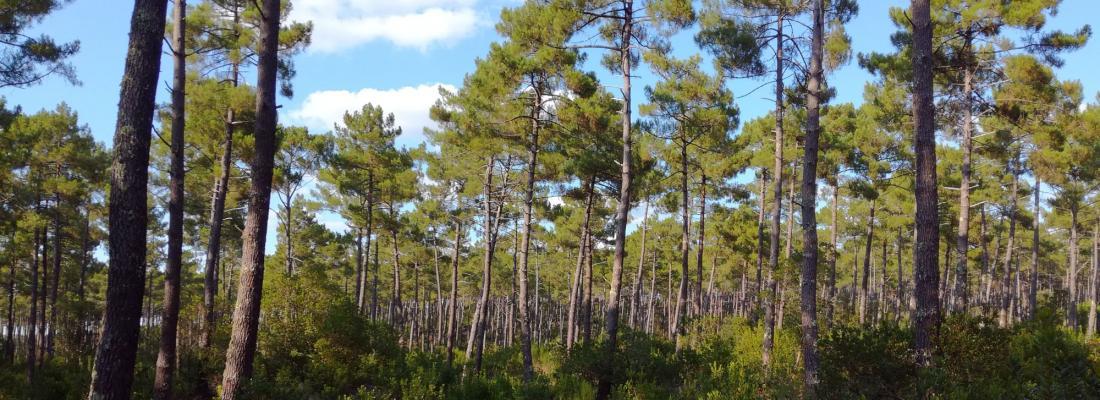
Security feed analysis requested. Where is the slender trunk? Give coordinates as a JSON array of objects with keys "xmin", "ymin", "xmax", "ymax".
[
  {"xmin": 762, "ymin": 12, "xmax": 785, "ymax": 368},
  {"xmin": 631, "ymin": 200, "xmax": 650, "ymax": 327},
  {"xmin": 515, "ymin": 101, "xmax": 540, "ymax": 381},
  {"xmin": 154, "ymin": 2, "xmax": 186, "ymax": 397},
  {"xmin": 1067, "ymin": 205, "xmax": 1079, "ymax": 330},
  {"xmin": 355, "ymin": 228, "xmax": 364, "ymax": 311},
  {"xmin": 596, "ymin": 4, "xmax": 634, "ymax": 394},
  {"xmin": 202, "ymin": 56, "xmax": 238, "ymax": 349},
  {"xmin": 220, "ymin": 0, "xmax": 280, "ymax": 396},
  {"xmin": 566, "ymin": 179, "xmax": 593, "ymax": 351},
  {"xmin": 696, "ymin": 175, "xmax": 707, "ymax": 316},
  {"xmin": 910, "ymin": 0, "xmax": 940, "ymax": 369},
  {"xmin": 469, "ymin": 156, "xmax": 498, "ymax": 372},
  {"xmin": 953, "ymin": 32, "xmax": 974, "ymax": 314},
  {"xmin": 1000, "ymin": 155, "xmax": 1019, "ymax": 327},
  {"xmin": 1087, "ymin": 224, "xmax": 1098, "ymax": 337},
  {"xmin": 860, "ymin": 198, "xmax": 876, "ymax": 324},
  {"xmin": 756, "ymin": 174, "xmax": 767, "ymax": 315},
  {"xmin": 985, "ymin": 204, "xmax": 994, "ymax": 309},
  {"xmin": 28, "ymin": 227, "xmax": 39, "ymax": 382},
  {"xmin": 446, "ymin": 223, "xmax": 462, "ymax": 365},
  {"xmin": 88, "ymin": 0, "xmax": 168, "ymax": 397},
  {"xmin": 1029, "ymin": 178, "xmax": 1040, "ymax": 320},
  {"xmin": 433, "ymin": 237, "xmax": 443, "ymax": 347},
  {"xmin": 800, "ymin": 1, "xmax": 824, "ymax": 392},
  {"xmin": 362, "ymin": 174, "xmax": 375, "ymax": 316},
  {"xmin": 5, "ymin": 254, "xmax": 13, "ymax": 364},
  {"xmin": 673, "ymin": 139, "xmax": 690, "ymax": 351},
  {"xmin": 826, "ymin": 181, "xmax": 839, "ymax": 328},
  {"xmin": 389, "ymin": 218, "xmax": 402, "ymax": 328},
  {"xmin": 47, "ymin": 196, "xmax": 62, "ymax": 360},
  {"xmin": 896, "ymin": 229, "xmax": 904, "ymax": 321}
]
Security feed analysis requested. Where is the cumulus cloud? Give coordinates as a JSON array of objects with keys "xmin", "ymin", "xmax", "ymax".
[
  {"xmin": 289, "ymin": 0, "xmax": 484, "ymax": 52},
  {"xmin": 287, "ymin": 83, "xmax": 456, "ymax": 147}
]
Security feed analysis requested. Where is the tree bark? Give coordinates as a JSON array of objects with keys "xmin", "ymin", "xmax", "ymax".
[
  {"xmin": 630, "ymin": 200, "xmax": 650, "ymax": 327},
  {"xmin": 568, "ymin": 177, "xmax": 594, "ymax": 351},
  {"xmin": 1067, "ymin": 204, "xmax": 1079, "ymax": 330},
  {"xmin": 696, "ymin": 175, "xmax": 707, "ymax": 316},
  {"xmin": 202, "ymin": 53, "xmax": 238, "ymax": 349},
  {"xmin": 673, "ymin": 139, "xmax": 690, "ymax": 351},
  {"xmin": 800, "ymin": 0, "xmax": 824, "ymax": 393},
  {"xmin": 596, "ymin": 2, "xmax": 634, "ymax": 395},
  {"xmin": 516, "ymin": 102, "xmax": 540, "ymax": 380},
  {"xmin": 910, "ymin": 0, "xmax": 940, "ymax": 369},
  {"xmin": 1087, "ymin": 224, "xmax": 1098, "ymax": 337},
  {"xmin": 762, "ymin": 11, "xmax": 785, "ymax": 369},
  {"xmin": 1000, "ymin": 155, "xmax": 1019, "ymax": 327},
  {"xmin": 1029, "ymin": 178, "xmax": 1040, "ymax": 320},
  {"xmin": 219, "ymin": 0, "xmax": 279, "ymax": 396},
  {"xmin": 860, "ymin": 198, "xmax": 876, "ymax": 325},
  {"xmin": 826, "ymin": 182, "xmax": 839, "ymax": 328},
  {"xmin": 446, "ymin": 223, "xmax": 463, "ymax": 365},
  {"xmin": 88, "ymin": 0, "xmax": 168, "ymax": 397},
  {"xmin": 953, "ymin": 32, "xmax": 974, "ymax": 314},
  {"xmin": 154, "ymin": 2, "xmax": 186, "ymax": 397}
]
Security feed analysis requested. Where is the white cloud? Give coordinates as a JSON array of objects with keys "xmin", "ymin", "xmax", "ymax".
[
  {"xmin": 288, "ymin": 83, "xmax": 456, "ymax": 147},
  {"xmin": 290, "ymin": 0, "xmax": 484, "ymax": 52}
]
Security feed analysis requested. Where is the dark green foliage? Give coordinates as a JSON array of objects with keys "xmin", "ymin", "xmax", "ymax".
[{"xmin": 818, "ymin": 311, "xmax": 1100, "ymax": 399}]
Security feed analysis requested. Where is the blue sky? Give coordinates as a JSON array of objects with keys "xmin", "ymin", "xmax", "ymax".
[{"xmin": 2, "ymin": 0, "xmax": 1098, "ymax": 255}]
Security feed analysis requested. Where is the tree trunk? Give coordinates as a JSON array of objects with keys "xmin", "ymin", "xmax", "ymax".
[
  {"xmin": 5, "ymin": 245, "xmax": 13, "ymax": 364},
  {"xmin": 910, "ymin": 0, "xmax": 940, "ymax": 369},
  {"xmin": 445, "ymin": 223, "xmax": 462, "ymax": 365},
  {"xmin": 47, "ymin": 196, "xmax": 62, "ymax": 361},
  {"xmin": 28, "ymin": 227, "xmax": 39, "ymax": 382},
  {"xmin": 202, "ymin": 64, "xmax": 237, "ymax": 350},
  {"xmin": 1000, "ymin": 155, "xmax": 1019, "ymax": 327},
  {"xmin": 154, "ymin": 2, "xmax": 186, "ymax": 397},
  {"xmin": 566, "ymin": 178, "xmax": 593, "ymax": 351},
  {"xmin": 762, "ymin": 11, "xmax": 785, "ymax": 369},
  {"xmin": 220, "ymin": 0, "xmax": 280, "ymax": 396},
  {"xmin": 696, "ymin": 175, "xmax": 707, "ymax": 317},
  {"xmin": 860, "ymin": 198, "xmax": 876, "ymax": 325},
  {"xmin": 673, "ymin": 139, "xmax": 690, "ymax": 351},
  {"xmin": 1029, "ymin": 178, "xmax": 1040, "ymax": 320},
  {"xmin": 1087, "ymin": 224, "xmax": 1098, "ymax": 337},
  {"xmin": 596, "ymin": 2, "xmax": 634, "ymax": 394},
  {"xmin": 88, "ymin": 0, "xmax": 168, "ymax": 397},
  {"xmin": 800, "ymin": 1, "xmax": 823, "ymax": 392},
  {"xmin": 1067, "ymin": 205, "xmax": 1079, "ymax": 330},
  {"xmin": 756, "ymin": 173, "xmax": 767, "ymax": 317},
  {"xmin": 365, "ymin": 173, "xmax": 378, "ymax": 316},
  {"xmin": 953, "ymin": 32, "xmax": 974, "ymax": 314},
  {"xmin": 469, "ymin": 156, "xmax": 497, "ymax": 373},
  {"xmin": 630, "ymin": 199, "xmax": 650, "ymax": 328},
  {"xmin": 515, "ymin": 103, "xmax": 540, "ymax": 381},
  {"xmin": 826, "ymin": 181, "xmax": 839, "ymax": 328}
]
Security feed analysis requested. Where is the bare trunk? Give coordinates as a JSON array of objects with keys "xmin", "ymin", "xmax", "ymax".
[
  {"xmin": 154, "ymin": 2, "xmax": 186, "ymax": 397},
  {"xmin": 762, "ymin": 12, "xmax": 785, "ymax": 368},
  {"xmin": 673, "ymin": 140, "xmax": 690, "ymax": 351},
  {"xmin": 566, "ymin": 177, "xmax": 593, "ymax": 351},
  {"xmin": 953, "ymin": 32, "xmax": 974, "ymax": 313},
  {"xmin": 910, "ymin": 0, "xmax": 940, "ymax": 369},
  {"xmin": 800, "ymin": 1, "xmax": 824, "ymax": 392},
  {"xmin": 220, "ymin": 0, "xmax": 280, "ymax": 396},
  {"xmin": 445, "ymin": 223, "xmax": 462, "ymax": 365},
  {"xmin": 1029, "ymin": 178, "xmax": 1040, "ymax": 319},
  {"xmin": 596, "ymin": 3, "xmax": 634, "ymax": 395},
  {"xmin": 630, "ymin": 200, "xmax": 650, "ymax": 328},
  {"xmin": 860, "ymin": 199, "xmax": 876, "ymax": 324},
  {"xmin": 88, "ymin": 0, "xmax": 168, "ymax": 397}
]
